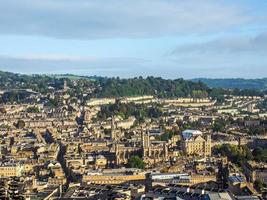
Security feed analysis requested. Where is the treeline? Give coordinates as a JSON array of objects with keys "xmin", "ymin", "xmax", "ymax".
[
  {"xmin": 0, "ymin": 71, "xmax": 210, "ymax": 99},
  {"xmin": 0, "ymin": 71, "xmax": 265, "ymax": 103},
  {"xmin": 0, "ymin": 71, "xmax": 64, "ymax": 93},
  {"xmin": 94, "ymin": 76, "xmax": 210, "ymax": 98},
  {"xmin": 0, "ymin": 71, "xmax": 95, "ymax": 103},
  {"xmin": 96, "ymin": 102, "xmax": 163, "ymax": 123},
  {"xmin": 230, "ymin": 88, "xmax": 265, "ymax": 97},
  {"xmin": 193, "ymin": 78, "xmax": 267, "ymax": 91},
  {"xmin": 94, "ymin": 77, "xmax": 266, "ymax": 99},
  {"xmin": 213, "ymin": 144, "xmax": 267, "ymax": 165}
]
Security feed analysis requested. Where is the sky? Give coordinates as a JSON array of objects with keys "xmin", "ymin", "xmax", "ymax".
[{"xmin": 0, "ymin": 0, "xmax": 266, "ymax": 79}]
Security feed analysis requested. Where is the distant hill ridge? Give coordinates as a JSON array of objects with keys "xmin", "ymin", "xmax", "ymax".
[
  {"xmin": 192, "ymin": 78, "xmax": 267, "ymax": 90},
  {"xmin": 0, "ymin": 71, "xmax": 265, "ymax": 99},
  {"xmin": 0, "ymin": 70, "xmax": 209, "ymax": 98}
]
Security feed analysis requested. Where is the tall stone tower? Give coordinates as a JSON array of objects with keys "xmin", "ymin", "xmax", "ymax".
[
  {"xmin": 204, "ymin": 134, "xmax": 211, "ymax": 157},
  {"xmin": 111, "ymin": 116, "xmax": 117, "ymax": 141},
  {"xmin": 63, "ymin": 80, "xmax": 68, "ymax": 91},
  {"xmin": 142, "ymin": 128, "xmax": 150, "ymax": 157},
  {"xmin": 163, "ymin": 142, "xmax": 169, "ymax": 161}
]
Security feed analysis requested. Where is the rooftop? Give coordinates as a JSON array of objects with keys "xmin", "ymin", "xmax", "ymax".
[{"xmin": 182, "ymin": 130, "xmax": 203, "ymax": 140}]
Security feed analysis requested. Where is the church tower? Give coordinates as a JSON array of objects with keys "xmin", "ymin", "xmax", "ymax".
[
  {"xmin": 63, "ymin": 80, "xmax": 68, "ymax": 91},
  {"xmin": 111, "ymin": 116, "xmax": 117, "ymax": 141},
  {"xmin": 142, "ymin": 128, "xmax": 150, "ymax": 157}
]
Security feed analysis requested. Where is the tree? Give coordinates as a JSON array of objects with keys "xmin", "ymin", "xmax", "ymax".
[
  {"xmin": 252, "ymin": 147, "xmax": 267, "ymax": 162},
  {"xmin": 255, "ymin": 180, "xmax": 267, "ymax": 192},
  {"xmin": 104, "ymin": 129, "xmax": 111, "ymax": 135},
  {"xmin": 128, "ymin": 156, "xmax": 146, "ymax": 169},
  {"xmin": 209, "ymin": 88, "xmax": 225, "ymax": 103},
  {"xmin": 248, "ymin": 126, "xmax": 266, "ymax": 135},
  {"xmin": 213, "ymin": 144, "xmax": 253, "ymax": 166},
  {"xmin": 15, "ymin": 120, "xmax": 25, "ymax": 129},
  {"xmin": 156, "ymin": 130, "xmax": 176, "ymax": 142},
  {"xmin": 0, "ymin": 108, "xmax": 6, "ymax": 114},
  {"xmin": 213, "ymin": 119, "xmax": 227, "ymax": 132},
  {"xmin": 27, "ymin": 106, "xmax": 40, "ymax": 113},
  {"xmin": 95, "ymin": 76, "xmax": 210, "ymax": 98}
]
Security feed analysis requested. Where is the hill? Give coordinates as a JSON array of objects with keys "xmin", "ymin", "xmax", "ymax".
[
  {"xmin": 0, "ymin": 71, "xmax": 265, "ymax": 103},
  {"xmin": 0, "ymin": 71, "xmax": 210, "ymax": 98},
  {"xmin": 192, "ymin": 78, "xmax": 267, "ymax": 90},
  {"xmin": 94, "ymin": 77, "xmax": 209, "ymax": 98}
]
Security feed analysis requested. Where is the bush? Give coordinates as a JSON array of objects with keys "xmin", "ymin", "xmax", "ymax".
[{"xmin": 128, "ymin": 156, "xmax": 146, "ymax": 169}]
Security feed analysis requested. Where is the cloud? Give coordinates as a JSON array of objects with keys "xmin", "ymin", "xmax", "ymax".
[
  {"xmin": 171, "ymin": 32, "xmax": 267, "ymax": 54},
  {"xmin": 0, "ymin": 54, "xmax": 147, "ymax": 76},
  {"xmin": 165, "ymin": 32, "xmax": 267, "ymax": 78},
  {"xmin": 0, "ymin": 0, "xmax": 266, "ymax": 78},
  {"xmin": 0, "ymin": 0, "xmax": 254, "ymax": 39},
  {"xmin": 0, "ymin": 53, "xmax": 266, "ymax": 78},
  {"xmin": 0, "ymin": 54, "xmax": 96, "ymax": 61}
]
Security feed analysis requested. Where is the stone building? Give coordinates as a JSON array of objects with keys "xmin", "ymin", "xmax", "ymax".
[
  {"xmin": 0, "ymin": 163, "xmax": 23, "ymax": 177},
  {"xmin": 180, "ymin": 130, "xmax": 211, "ymax": 156}
]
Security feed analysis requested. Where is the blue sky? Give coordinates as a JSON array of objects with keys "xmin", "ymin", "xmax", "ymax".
[{"xmin": 0, "ymin": 0, "xmax": 266, "ymax": 78}]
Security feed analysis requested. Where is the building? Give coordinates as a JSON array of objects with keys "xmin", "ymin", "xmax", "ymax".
[
  {"xmin": 86, "ymin": 98, "xmax": 116, "ymax": 106},
  {"xmin": 0, "ymin": 163, "xmax": 23, "ymax": 177},
  {"xmin": 142, "ymin": 129, "xmax": 169, "ymax": 163},
  {"xmin": 244, "ymin": 120, "xmax": 260, "ymax": 127},
  {"xmin": 243, "ymin": 161, "xmax": 267, "ymax": 183},
  {"xmin": 180, "ymin": 130, "xmax": 211, "ymax": 156},
  {"xmin": 83, "ymin": 169, "xmax": 146, "ymax": 184},
  {"xmin": 228, "ymin": 175, "xmax": 247, "ymax": 195}
]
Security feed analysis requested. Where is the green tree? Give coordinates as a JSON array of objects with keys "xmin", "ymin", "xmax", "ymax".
[
  {"xmin": 213, "ymin": 144, "xmax": 253, "ymax": 166},
  {"xmin": 252, "ymin": 147, "xmax": 267, "ymax": 162},
  {"xmin": 15, "ymin": 120, "xmax": 25, "ymax": 129},
  {"xmin": 128, "ymin": 156, "xmax": 146, "ymax": 169},
  {"xmin": 27, "ymin": 106, "xmax": 40, "ymax": 113},
  {"xmin": 255, "ymin": 180, "xmax": 267, "ymax": 191},
  {"xmin": 213, "ymin": 119, "xmax": 227, "ymax": 132}
]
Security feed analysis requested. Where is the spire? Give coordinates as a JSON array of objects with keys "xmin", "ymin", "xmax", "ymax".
[{"xmin": 111, "ymin": 116, "xmax": 116, "ymax": 141}]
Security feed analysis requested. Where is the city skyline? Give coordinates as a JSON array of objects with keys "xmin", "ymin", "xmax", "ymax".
[{"xmin": 0, "ymin": 0, "xmax": 266, "ymax": 78}]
